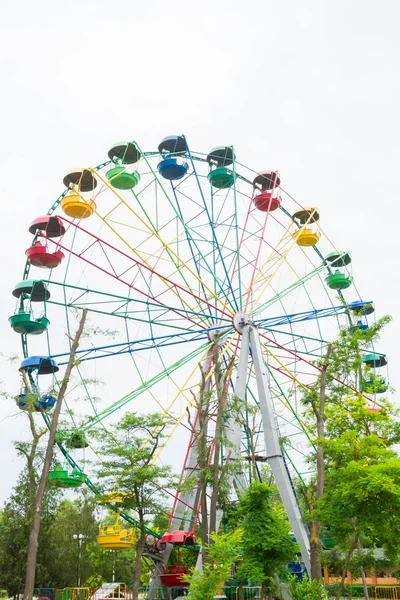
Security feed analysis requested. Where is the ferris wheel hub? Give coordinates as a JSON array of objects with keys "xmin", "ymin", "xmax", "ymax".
[{"xmin": 232, "ymin": 311, "xmax": 252, "ymax": 333}]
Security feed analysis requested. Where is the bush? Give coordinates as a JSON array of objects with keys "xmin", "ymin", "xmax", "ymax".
[{"xmin": 288, "ymin": 575, "xmax": 328, "ymax": 600}]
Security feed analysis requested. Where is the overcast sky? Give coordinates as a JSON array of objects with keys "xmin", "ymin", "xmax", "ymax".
[{"xmin": 1, "ymin": 0, "xmax": 399, "ymax": 504}]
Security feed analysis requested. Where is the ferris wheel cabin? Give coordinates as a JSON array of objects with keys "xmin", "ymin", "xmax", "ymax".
[
  {"xmin": 207, "ymin": 145, "xmax": 237, "ymax": 189},
  {"xmin": 325, "ymin": 251, "xmax": 353, "ymax": 290},
  {"xmin": 15, "ymin": 392, "xmax": 56, "ymax": 412},
  {"xmin": 106, "ymin": 141, "xmax": 142, "ymax": 189},
  {"xmin": 157, "ymin": 135, "xmax": 189, "ymax": 180},
  {"xmin": 26, "ymin": 216, "xmax": 65, "ymax": 268},
  {"xmin": 9, "ymin": 280, "xmax": 50, "ymax": 335},
  {"xmin": 19, "ymin": 355, "xmax": 59, "ymax": 375},
  {"xmin": 48, "ymin": 463, "xmax": 87, "ymax": 488},
  {"xmin": 97, "ymin": 513, "xmax": 136, "ymax": 550},
  {"xmin": 61, "ymin": 192, "xmax": 96, "ymax": 219},
  {"xmin": 253, "ymin": 170, "xmax": 281, "ymax": 211},
  {"xmin": 292, "ymin": 207, "xmax": 321, "ymax": 246},
  {"xmin": 61, "ymin": 168, "xmax": 97, "ymax": 218}
]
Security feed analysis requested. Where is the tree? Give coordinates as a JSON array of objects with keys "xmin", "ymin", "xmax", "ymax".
[
  {"xmin": 300, "ymin": 313, "xmax": 400, "ymax": 599},
  {"xmin": 230, "ymin": 395, "xmax": 260, "ymax": 484},
  {"xmin": 46, "ymin": 494, "xmax": 102, "ymax": 588},
  {"xmin": 300, "ymin": 343, "xmax": 332, "ymax": 580},
  {"xmin": 317, "ymin": 425, "xmax": 400, "ymax": 600},
  {"xmin": 301, "ymin": 315, "xmax": 394, "ymax": 581},
  {"xmin": 235, "ymin": 482, "xmax": 298, "ymax": 599},
  {"xmin": 185, "ymin": 337, "xmax": 236, "ymax": 564},
  {"xmin": 95, "ymin": 411, "xmax": 175, "ymax": 600},
  {"xmin": 24, "ymin": 308, "xmax": 88, "ymax": 600},
  {"xmin": 0, "ymin": 471, "xmax": 62, "ymax": 598}
]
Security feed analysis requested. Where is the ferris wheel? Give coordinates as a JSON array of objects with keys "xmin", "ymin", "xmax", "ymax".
[{"xmin": 10, "ymin": 134, "xmax": 382, "ymax": 581}]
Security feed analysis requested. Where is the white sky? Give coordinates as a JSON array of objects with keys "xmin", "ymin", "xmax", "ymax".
[{"xmin": 1, "ymin": 0, "xmax": 399, "ymax": 504}]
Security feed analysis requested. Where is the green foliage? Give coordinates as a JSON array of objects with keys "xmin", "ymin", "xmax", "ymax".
[
  {"xmin": 0, "ymin": 472, "xmax": 62, "ymax": 596},
  {"xmin": 0, "ymin": 474, "xmax": 137, "ymax": 594},
  {"xmin": 184, "ymin": 530, "xmax": 242, "ymax": 600},
  {"xmin": 95, "ymin": 412, "xmax": 177, "ymax": 598},
  {"xmin": 301, "ymin": 316, "xmax": 393, "ymax": 427},
  {"xmin": 317, "ymin": 450, "xmax": 400, "ymax": 560},
  {"xmin": 288, "ymin": 575, "xmax": 328, "ymax": 600},
  {"xmin": 46, "ymin": 494, "xmax": 136, "ymax": 587},
  {"xmin": 324, "ymin": 395, "xmax": 400, "ymax": 450},
  {"xmin": 235, "ymin": 483, "xmax": 298, "ymax": 592},
  {"xmin": 300, "ymin": 315, "xmax": 400, "ymax": 583}
]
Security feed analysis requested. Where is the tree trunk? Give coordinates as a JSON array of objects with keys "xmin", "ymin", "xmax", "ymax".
[
  {"xmin": 316, "ymin": 343, "xmax": 333, "ymax": 501},
  {"xmin": 335, "ymin": 535, "xmax": 359, "ymax": 600},
  {"xmin": 306, "ymin": 489, "xmax": 321, "ymax": 581},
  {"xmin": 310, "ymin": 343, "xmax": 333, "ymax": 581},
  {"xmin": 260, "ymin": 582, "xmax": 265, "ymax": 600},
  {"xmin": 239, "ymin": 580, "xmax": 244, "ymax": 600},
  {"xmin": 23, "ymin": 309, "xmax": 88, "ymax": 600},
  {"xmin": 27, "ymin": 413, "xmax": 39, "ymax": 497},
  {"xmin": 309, "ymin": 518, "xmax": 321, "ymax": 581},
  {"xmin": 132, "ymin": 513, "xmax": 145, "ymax": 600},
  {"xmin": 19, "ymin": 373, "xmax": 47, "ymax": 500},
  {"xmin": 196, "ymin": 384, "xmax": 210, "ymax": 565},
  {"xmin": 209, "ymin": 342, "xmax": 226, "ymax": 536},
  {"xmin": 360, "ymin": 566, "xmax": 369, "ymax": 600},
  {"xmin": 248, "ymin": 427, "xmax": 258, "ymax": 483}
]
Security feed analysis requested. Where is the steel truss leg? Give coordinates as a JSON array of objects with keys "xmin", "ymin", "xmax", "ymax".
[{"xmin": 248, "ymin": 324, "xmax": 311, "ymax": 574}]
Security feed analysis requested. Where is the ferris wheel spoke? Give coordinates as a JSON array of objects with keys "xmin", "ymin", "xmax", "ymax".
[
  {"xmin": 173, "ymin": 191, "xmax": 242, "ymax": 313},
  {"xmin": 129, "ymin": 185, "xmax": 223, "ymax": 322},
  {"xmin": 45, "ymin": 281, "xmax": 233, "ymax": 329},
  {"xmin": 50, "ymin": 330, "xmax": 218, "ymax": 365},
  {"xmin": 80, "ymin": 339, "xmax": 212, "ymax": 431},
  {"xmin": 241, "ymin": 212, "xmax": 283, "ymax": 314},
  {"xmin": 71, "ymin": 215, "xmax": 225, "ymax": 318},
  {"xmin": 164, "ymin": 185, "xmax": 215, "ymax": 322},
  {"xmin": 255, "ymin": 301, "xmax": 372, "ymax": 330},
  {"xmin": 259, "ymin": 332, "xmax": 370, "ymax": 404},
  {"xmin": 263, "ymin": 329, "xmax": 328, "ymax": 362},
  {"xmin": 184, "ymin": 141, "xmax": 239, "ymax": 312},
  {"xmin": 252, "ymin": 261, "xmax": 327, "ymax": 318},
  {"xmin": 103, "ymin": 150, "xmax": 237, "ymax": 314},
  {"xmin": 243, "ymin": 223, "xmax": 304, "ymax": 312},
  {"xmin": 93, "ymin": 191, "xmax": 230, "ymax": 322},
  {"xmin": 50, "ymin": 222, "xmax": 232, "ymax": 327}
]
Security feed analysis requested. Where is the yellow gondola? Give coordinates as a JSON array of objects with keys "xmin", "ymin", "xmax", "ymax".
[
  {"xmin": 292, "ymin": 207, "xmax": 321, "ymax": 247},
  {"xmin": 61, "ymin": 192, "xmax": 96, "ymax": 219},
  {"xmin": 97, "ymin": 514, "xmax": 136, "ymax": 550}
]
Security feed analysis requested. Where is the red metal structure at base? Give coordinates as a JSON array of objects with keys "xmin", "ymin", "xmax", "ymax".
[
  {"xmin": 160, "ymin": 530, "xmax": 197, "ymax": 546},
  {"xmin": 160, "ymin": 565, "xmax": 190, "ymax": 588}
]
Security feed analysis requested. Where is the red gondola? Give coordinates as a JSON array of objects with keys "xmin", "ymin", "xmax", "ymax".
[
  {"xmin": 26, "ymin": 241, "xmax": 64, "ymax": 269},
  {"xmin": 254, "ymin": 191, "xmax": 281, "ymax": 212},
  {"xmin": 253, "ymin": 170, "xmax": 281, "ymax": 212}
]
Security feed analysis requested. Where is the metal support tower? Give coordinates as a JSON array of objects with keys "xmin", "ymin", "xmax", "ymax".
[{"xmin": 232, "ymin": 311, "xmax": 311, "ymax": 574}]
